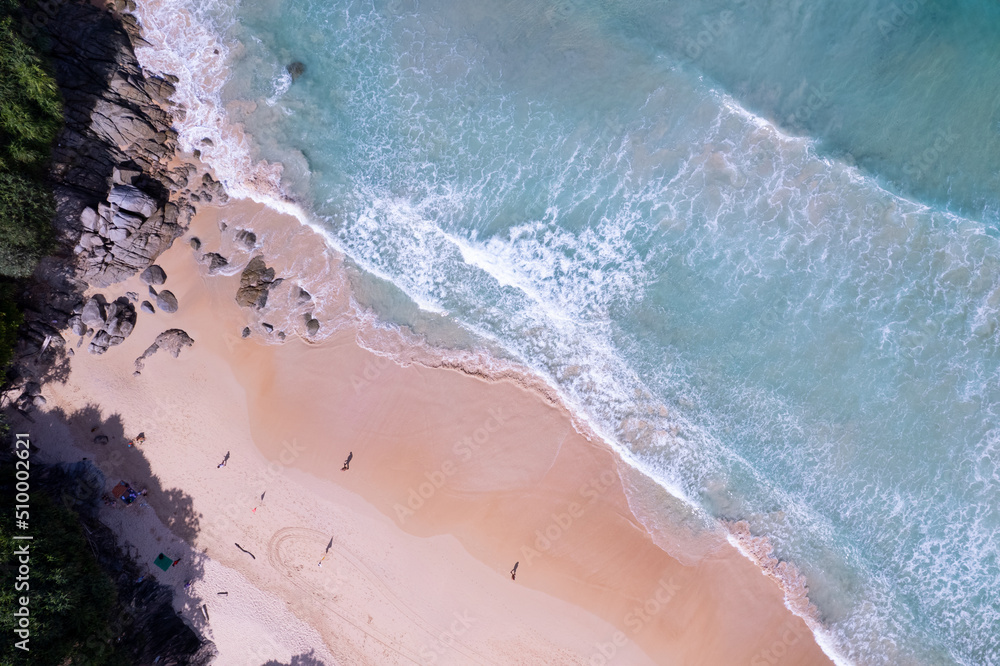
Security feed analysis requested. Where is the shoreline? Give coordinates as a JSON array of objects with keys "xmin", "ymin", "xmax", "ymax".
[
  {"xmin": 23, "ymin": 190, "xmax": 833, "ymax": 664},
  {"xmin": 6, "ymin": 0, "xmax": 837, "ymax": 661}
]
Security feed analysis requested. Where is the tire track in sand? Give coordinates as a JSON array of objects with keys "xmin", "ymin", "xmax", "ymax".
[{"xmin": 267, "ymin": 527, "xmax": 496, "ymax": 665}]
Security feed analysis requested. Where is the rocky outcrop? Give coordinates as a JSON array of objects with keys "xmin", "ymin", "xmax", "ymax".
[
  {"xmin": 133, "ymin": 329, "xmax": 194, "ymax": 374},
  {"xmin": 1, "ymin": 6, "xmax": 215, "ymax": 664},
  {"xmin": 42, "ymin": 3, "xmax": 195, "ymax": 288},
  {"xmin": 202, "ymin": 252, "xmax": 229, "ymax": 275},
  {"xmin": 236, "ymin": 256, "xmax": 278, "ymax": 309},
  {"xmin": 234, "ymin": 229, "xmax": 257, "ymax": 250},
  {"xmin": 7, "ymin": 1, "xmax": 192, "ymax": 378},
  {"xmin": 75, "ymin": 295, "xmax": 137, "ymax": 355}
]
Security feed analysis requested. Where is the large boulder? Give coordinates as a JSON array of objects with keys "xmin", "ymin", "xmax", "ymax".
[
  {"xmin": 104, "ymin": 298, "xmax": 136, "ymax": 338},
  {"xmin": 112, "ymin": 164, "xmax": 141, "ymax": 185},
  {"xmin": 88, "ymin": 330, "xmax": 112, "ymax": 355},
  {"xmin": 234, "ymin": 229, "xmax": 257, "ymax": 250},
  {"xmin": 108, "ymin": 184, "xmax": 158, "ymax": 218},
  {"xmin": 140, "ymin": 264, "xmax": 167, "ymax": 285},
  {"xmin": 236, "ymin": 256, "xmax": 276, "ymax": 309},
  {"xmin": 202, "ymin": 252, "xmax": 228, "ymax": 275},
  {"xmin": 69, "ymin": 315, "xmax": 88, "ymax": 336},
  {"xmin": 81, "ymin": 296, "xmax": 106, "ymax": 328},
  {"xmin": 156, "ymin": 290, "xmax": 178, "ymax": 313},
  {"xmin": 133, "ymin": 329, "xmax": 194, "ymax": 374},
  {"xmin": 287, "ymin": 61, "xmax": 306, "ymax": 81}
]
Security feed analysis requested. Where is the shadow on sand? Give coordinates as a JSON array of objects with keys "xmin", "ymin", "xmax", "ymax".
[
  {"xmin": 7, "ymin": 401, "xmax": 216, "ymax": 663},
  {"xmin": 263, "ymin": 649, "xmax": 329, "ymax": 665}
]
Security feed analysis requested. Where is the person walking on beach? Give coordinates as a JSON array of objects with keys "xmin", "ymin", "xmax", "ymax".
[
  {"xmin": 510, "ymin": 561, "xmax": 518, "ymax": 581},
  {"xmin": 218, "ymin": 451, "xmax": 230, "ymax": 468},
  {"xmin": 341, "ymin": 451, "xmax": 353, "ymax": 471}
]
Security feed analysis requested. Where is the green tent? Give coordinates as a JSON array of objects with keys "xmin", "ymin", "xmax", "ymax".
[{"xmin": 154, "ymin": 553, "xmax": 173, "ymax": 572}]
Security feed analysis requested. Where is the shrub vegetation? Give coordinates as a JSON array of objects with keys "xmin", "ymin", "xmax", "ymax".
[{"xmin": 0, "ymin": 0, "xmax": 62, "ymax": 370}]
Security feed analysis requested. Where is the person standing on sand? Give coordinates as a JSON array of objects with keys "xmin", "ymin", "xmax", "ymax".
[
  {"xmin": 510, "ymin": 562, "xmax": 518, "ymax": 580},
  {"xmin": 218, "ymin": 451, "xmax": 230, "ymax": 468},
  {"xmin": 341, "ymin": 451, "xmax": 353, "ymax": 471}
]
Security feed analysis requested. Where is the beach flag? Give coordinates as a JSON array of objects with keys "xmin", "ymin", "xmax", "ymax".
[{"xmin": 154, "ymin": 553, "xmax": 173, "ymax": 572}]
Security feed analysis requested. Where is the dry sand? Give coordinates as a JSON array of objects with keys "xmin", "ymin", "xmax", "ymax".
[{"xmin": 18, "ymin": 197, "xmax": 835, "ymax": 665}]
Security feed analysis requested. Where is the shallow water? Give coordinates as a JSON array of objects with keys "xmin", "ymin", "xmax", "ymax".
[{"xmin": 133, "ymin": 0, "xmax": 1000, "ymax": 663}]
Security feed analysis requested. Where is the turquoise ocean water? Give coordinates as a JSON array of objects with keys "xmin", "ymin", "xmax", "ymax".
[{"xmin": 136, "ymin": 0, "xmax": 1000, "ymax": 663}]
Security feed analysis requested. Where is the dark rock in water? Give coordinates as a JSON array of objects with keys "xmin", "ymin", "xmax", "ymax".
[
  {"xmin": 287, "ymin": 61, "xmax": 306, "ymax": 81},
  {"xmin": 199, "ymin": 172, "xmax": 228, "ymax": 203},
  {"xmin": 234, "ymin": 229, "xmax": 256, "ymax": 250},
  {"xmin": 133, "ymin": 329, "xmax": 194, "ymax": 374},
  {"xmin": 241, "ymin": 326, "xmax": 251, "ymax": 338},
  {"xmin": 236, "ymin": 255, "xmax": 277, "ymax": 309},
  {"xmin": 94, "ymin": 434, "xmax": 109, "ymax": 445},
  {"xmin": 201, "ymin": 137, "xmax": 214, "ymax": 147},
  {"xmin": 140, "ymin": 264, "xmax": 167, "ymax": 285},
  {"xmin": 262, "ymin": 323, "xmax": 274, "ymax": 333},
  {"xmin": 156, "ymin": 290, "xmax": 178, "ymax": 313},
  {"xmin": 296, "ymin": 286, "xmax": 311, "ymax": 303},
  {"xmin": 277, "ymin": 331, "xmax": 286, "ymax": 340},
  {"xmin": 189, "ymin": 236, "xmax": 201, "ymax": 250},
  {"xmin": 81, "ymin": 296, "xmax": 106, "ymax": 328},
  {"xmin": 141, "ymin": 300, "xmax": 155, "ymax": 314},
  {"xmin": 202, "ymin": 252, "xmax": 228, "ymax": 275},
  {"xmin": 306, "ymin": 318, "xmax": 320, "ymax": 336}
]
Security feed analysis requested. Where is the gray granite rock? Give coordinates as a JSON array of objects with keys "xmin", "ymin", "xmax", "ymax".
[
  {"xmin": 236, "ymin": 256, "xmax": 276, "ymax": 309},
  {"xmin": 140, "ymin": 264, "xmax": 167, "ymax": 285},
  {"xmin": 155, "ymin": 290, "xmax": 178, "ymax": 313},
  {"xmin": 81, "ymin": 296, "xmax": 106, "ymax": 328}
]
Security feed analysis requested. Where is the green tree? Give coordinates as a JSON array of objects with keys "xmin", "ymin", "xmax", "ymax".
[
  {"xmin": 0, "ymin": 0, "xmax": 61, "ymax": 279},
  {"xmin": 0, "ymin": 171, "xmax": 53, "ymax": 278},
  {"xmin": 0, "ymin": 480, "xmax": 122, "ymax": 665},
  {"xmin": 0, "ymin": 3, "xmax": 63, "ymax": 175},
  {"xmin": 0, "ymin": 281, "xmax": 22, "ymax": 370}
]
